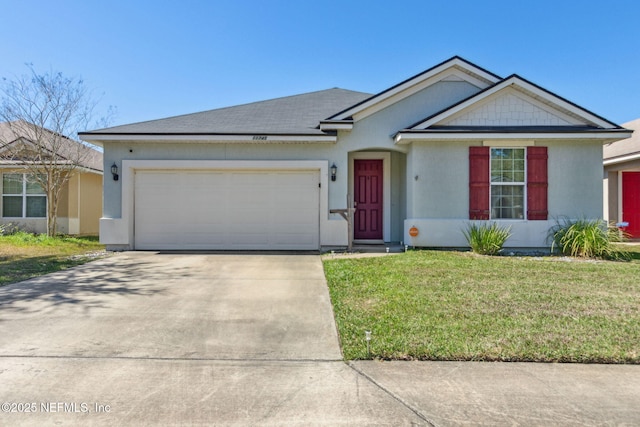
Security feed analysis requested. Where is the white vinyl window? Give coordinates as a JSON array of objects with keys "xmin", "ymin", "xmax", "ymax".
[
  {"xmin": 490, "ymin": 148, "xmax": 525, "ymax": 219},
  {"xmin": 2, "ymin": 174, "xmax": 47, "ymax": 218}
]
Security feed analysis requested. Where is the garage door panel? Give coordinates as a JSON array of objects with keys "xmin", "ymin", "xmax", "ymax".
[{"xmin": 134, "ymin": 170, "xmax": 320, "ymax": 250}]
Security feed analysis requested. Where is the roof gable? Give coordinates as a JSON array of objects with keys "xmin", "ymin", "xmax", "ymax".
[
  {"xmin": 410, "ymin": 75, "xmax": 622, "ymax": 130},
  {"xmin": 438, "ymin": 88, "xmax": 582, "ymax": 127},
  {"xmin": 324, "ymin": 56, "xmax": 501, "ymax": 123}
]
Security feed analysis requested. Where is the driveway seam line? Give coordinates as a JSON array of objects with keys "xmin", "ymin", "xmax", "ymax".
[{"xmin": 347, "ymin": 361, "xmax": 439, "ymax": 427}]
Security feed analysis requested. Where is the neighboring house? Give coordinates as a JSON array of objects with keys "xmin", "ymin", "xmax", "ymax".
[
  {"xmin": 604, "ymin": 118, "xmax": 639, "ymax": 238},
  {"xmin": 0, "ymin": 121, "xmax": 103, "ymax": 235},
  {"xmin": 79, "ymin": 56, "xmax": 631, "ymax": 251}
]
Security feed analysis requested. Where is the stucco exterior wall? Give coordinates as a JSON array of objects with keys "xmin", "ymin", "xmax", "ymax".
[
  {"xmin": 344, "ymin": 81, "xmax": 481, "ymax": 149},
  {"xmin": 407, "ymin": 141, "xmax": 470, "ymax": 218},
  {"xmin": 67, "ymin": 174, "xmax": 79, "ymax": 219},
  {"xmin": 403, "ymin": 140, "xmax": 605, "ymax": 248},
  {"xmin": 548, "ymin": 140, "xmax": 604, "ymax": 219}
]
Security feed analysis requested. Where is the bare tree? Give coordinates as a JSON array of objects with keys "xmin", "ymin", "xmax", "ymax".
[{"xmin": 0, "ymin": 65, "xmax": 113, "ymax": 236}]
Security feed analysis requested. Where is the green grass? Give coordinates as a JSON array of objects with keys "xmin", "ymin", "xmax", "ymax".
[
  {"xmin": 323, "ymin": 250, "xmax": 640, "ymax": 363},
  {"xmin": 0, "ymin": 232, "xmax": 106, "ymax": 286}
]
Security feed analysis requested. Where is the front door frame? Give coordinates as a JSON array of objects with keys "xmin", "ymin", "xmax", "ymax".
[{"xmin": 350, "ymin": 151, "xmax": 391, "ymax": 243}]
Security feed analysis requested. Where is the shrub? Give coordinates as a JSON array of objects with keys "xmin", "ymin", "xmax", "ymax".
[
  {"xmin": 463, "ymin": 222, "xmax": 512, "ymax": 256},
  {"xmin": 548, "ymin": 217, "xmax": 629, "ymax": 260}
]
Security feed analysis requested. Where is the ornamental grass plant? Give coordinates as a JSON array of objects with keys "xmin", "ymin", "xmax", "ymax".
[
  {"xmin": 463, "ymin": 222, "xmax": 511, "ymax": 256},
  {"xmin": 548, "ymin": 218, "xmax": 629, "ymax": 260}
]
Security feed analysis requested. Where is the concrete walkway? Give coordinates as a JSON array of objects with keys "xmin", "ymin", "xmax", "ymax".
[
  {"xmin": 352, "ymin": 361, "xmax": 640, "ymax": 426},
  {"xmin": 0, "ymin": 253, "xmax": 638, "ymax": 426}
]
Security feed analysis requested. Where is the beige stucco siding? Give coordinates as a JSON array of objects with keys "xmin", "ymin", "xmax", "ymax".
[
  {"xmin": 67, "ymin": 174, "xmax": 79, "ymax": 219},
  {"xmin": 79, "ymin": 172, "xmax": 102, "ymax": 235}
]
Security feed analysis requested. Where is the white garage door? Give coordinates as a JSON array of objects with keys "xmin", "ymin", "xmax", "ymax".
[{"xmin": 134, "ymin": 170, "xmax": 320, "ymax": 250}]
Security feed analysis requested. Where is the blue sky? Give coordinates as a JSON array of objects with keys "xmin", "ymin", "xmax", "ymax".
[{"xmin": 1, "ymin": 0, "xmax": 639, "ymax": 128}]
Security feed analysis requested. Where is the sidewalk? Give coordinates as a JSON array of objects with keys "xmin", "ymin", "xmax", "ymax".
[{"xmin": 352, "ymin": 360, "xmax": 640, "ymax": 426}]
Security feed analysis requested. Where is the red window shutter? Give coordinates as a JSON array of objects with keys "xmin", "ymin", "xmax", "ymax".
[
  {"xmin": 469, "ymin": 146, "xmax": 490, "ymax": 220},
  {"xmin": 527, "ymin": 146, "xmax": 548, "ymax": 220}
]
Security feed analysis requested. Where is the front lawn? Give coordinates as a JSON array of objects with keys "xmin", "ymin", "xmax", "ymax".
[
  {"xmin": 0, "ymin": 232, "xmax": 107, "ymax": 286},
  {"xmin": 323, "ymin": 250, "xmax": 640, "ymax": 363}
]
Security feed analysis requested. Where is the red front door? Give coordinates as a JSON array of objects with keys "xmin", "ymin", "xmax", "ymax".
[
  {"xmin": 354, "ymin": 159, "xmax": 383, "ymax": 240},
  {"xmin": 622, "ymin": 172, "xmax": 640, "ymax": 238}
]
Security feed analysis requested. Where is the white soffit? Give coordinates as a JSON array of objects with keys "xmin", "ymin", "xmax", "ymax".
[{"xmin": 328, "ymin": 58, "xmax": 500, "ymax": 122}]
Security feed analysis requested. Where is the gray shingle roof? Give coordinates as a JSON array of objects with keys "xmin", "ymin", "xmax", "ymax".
[
  {"xmin": 85, "ymin": 88, "xmax": 372, "ymax": 136},
  {"xmin": 0, "ymin": 121, "xmax": 102, "ymax": 172},
  {"xmin": 604, "ymin": 118, "xmax": 639, "ymax": 160}
]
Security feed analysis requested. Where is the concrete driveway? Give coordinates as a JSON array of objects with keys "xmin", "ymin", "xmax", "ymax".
[
  {"xmin": 0, "ymin": 253, "xmax": 426, "ymax": 425},
  {"xmin": 0, "ymin": 253, "xmax": 340, "ymax": 361}
]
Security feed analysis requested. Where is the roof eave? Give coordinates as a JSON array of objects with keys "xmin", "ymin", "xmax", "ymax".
[
  {"xmin": 394, "ymin": 129, "xmax": 633, "ymax": 145},
  {"xmin": 78, "ymin": 132, "xmax": 338, "ymax": 144},
  {"xmin": 603, "ymin": 152, "xmax": 640, "ymax": 166},
  {"xmin": 318, "ymin": 120, "xmax": 354, "ymax": 131}
]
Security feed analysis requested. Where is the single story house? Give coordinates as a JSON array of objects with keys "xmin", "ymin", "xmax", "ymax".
[
  {"xmin": 1, "ymin": 121, "xmax": 103, "ymax": 235},
  {"xmin": 604, "ymin": 118, "xmax": 640, "ymax": 238},
  {"xmin": 79, "ymin": 56, "xmax": 631, "ymax": 251}
]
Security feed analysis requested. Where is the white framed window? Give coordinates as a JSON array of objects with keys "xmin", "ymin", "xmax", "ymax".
[
  {"xmin": 2, "ymin": 173, "xmax": 47, "ymax": 218},
  {"xmin": 490, "ymin": 148, "xmax": 525, "ymax": 219}
]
